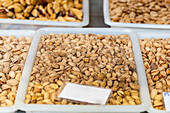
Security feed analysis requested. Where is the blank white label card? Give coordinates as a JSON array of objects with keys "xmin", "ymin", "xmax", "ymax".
[
  {"xmin": 163, "ymin": 92, "xmax": 170, "ymax": 111},
  {"xmin": 58, "ymin": 83, "xmax": 111, "ymax": 105}
]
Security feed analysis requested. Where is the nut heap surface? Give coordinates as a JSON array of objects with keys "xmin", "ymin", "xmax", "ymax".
[
  {"xmin": 109, "ymin": 0, "xmax": 170, "ymax": 24},
  {"xmin": 25, "ymin": 33, "xmax": 140, "ymax": 105},
  {"xmin": 0, "ymin": 0, "xmax": 83, "ymax": 22},
  {"xmin": 0, "ymin": 35, "xmax": 32, "ymax": 107},
  {"xmin": 139, "ymin": 38, "xmax": 170, "ymax": 110}
]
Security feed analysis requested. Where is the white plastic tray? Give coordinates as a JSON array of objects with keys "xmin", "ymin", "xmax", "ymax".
[
  {"xmin": 136, "ymin": 30, "xmax": 170, "ymax": 113},
  {"xmin": 0, "ymin": 30, "xmax": 35, "ymax": 113},
  {"xmin": 16, "ymin": 28, "xmax": 150, "ymax": 113},
  {"xmin": 103, "ymin": 0, "xmax": 170, "ymax": 29},
  {"xmin": 0, "ymin": 0, "xmax": 89, "ymax": 29}
]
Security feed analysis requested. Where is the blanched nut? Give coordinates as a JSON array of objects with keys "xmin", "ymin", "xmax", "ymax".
[
  {"xmin": 26, "ymin": 33, "xmax": 140, "ymax": 105},
  {"xmin": 0, "ymin": 35, "xmax": 32, "ymax": 107},
  {"xmin": 109, "ymin": 0, "xmax": 170, "ymax": 24},
  {"xmin": 139, "ymin": 38, "xmax": 170, "ymax": 110},
  {"xmin": 0, "ymin": 0, "xmax": 83, "ymax": 22}
]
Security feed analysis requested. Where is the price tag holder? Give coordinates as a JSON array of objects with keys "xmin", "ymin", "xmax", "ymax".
[
  {"xmin": 163, "ymin": 92, "xmax": 170, "ymax": 111},
  {"xmin": 58, "ymin": 83, "xmax": 111, "ymax": 105}
]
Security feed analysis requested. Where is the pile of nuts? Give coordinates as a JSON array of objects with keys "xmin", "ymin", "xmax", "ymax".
[
  {"xmin": 0, "ymin": 35, "xmax": 32, "ymax": 107},
  {"xmin": 109, "ymin": 0, "xmax": 170, "ymax": 24},
  {"xmin": 0, "ymin": 0, "xmax": 83, "ymax": 22},
  {"xmin": 25, "ymin": 33, "xmax": 140, "ymax": 105},
  {"xmin": 139, "ymin": 38, "xmax": 170, "ymax": 110}
]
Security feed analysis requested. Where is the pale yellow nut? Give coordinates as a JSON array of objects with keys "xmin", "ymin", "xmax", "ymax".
[
  {"xmin": 25, "ymin": 0, "xmax": 31, "ymax": 5},
  {"xmin": 4, "ymin": 99, "xmax": 14, "ymax": 106},
  {"xmin": 15, "ymin": 72, "xmax": 22, "ymax": 81},
  {"xmin": 50, "ymin": 84, "xmax": 58, "ymax": 89},
  {"xmin": 63, "ymin": 4, "xmax": 69, "ymax": 11},
  {"xmin": 20, "ymin": 0, "xmax": 26, "ymax": 6},
  {"xmin": 36, "ymin": 101, "xmax": 43, "ymax": 104},
  {"xmin": 0, "ymin": 14, "xmax": 8, "ymax": 18},
  {"xmin": 26, "ymin": 94, "xmax": 31, "ymax": 99},
  {"xmin": 2, "ymin": 0, "xmax": 13, "ymax": 7},
  {"xmin": 44, "ymin": 92, "xmax": 50, "ymax": 99},
  {"xmin": 43, "ymin": 99, "xmax": 53, "ymax": 104},
  {"xmin": 74, "ymin": 0, "xmax": 79, "ymax": 6},
  {"xmin": 70, "ymin": 8, "xmax": 83, "ymax": 19},
  {"xmin": 15, "ymin": 13, "xmax": 23, "ymax": 19},
  {"xmin": 25, "ymin": 99, "xmax": 30, "ymax": 104},
  {"xmin": 49, "ymin": 13, "xmax": 56, "ymax": 20},
  {"xmin": 11, "ymin": 86, "xmax": 17, "ymax": 92},
  {"xmin": 2, "ymin": 84, "xmax": 11, "ymax": 90},
  {"xmin": 53, "ymin": 2, "xmax": 60, "ymax": 13},
  {"xmin": 35, "ymin": 93, "xmax": 42, "ymax": 97},
  {"xmin": 6, "ymin": 11, "xmax": 13, "ymax": 17},
  {"xmin": 24, "ymin": 5, "xmax": 33, "ymax": 13},
  {"xmin": 154, "ymin": 94, "xmax": 163, "ymax": 100},
  {"xmin": 48, "ymin": 89, "xmax": 56, "ymax": 93},
  {"xmin": 15, "ymin": 3, "xmax": 25, "ymax": 11},
  {"xmin": 47, "ymin": 3, "xmax": 53, "ymax": 16},
  {"xmin": 129, "ymin": 100, "xmax": 136, "ymax": 105},
  {"xmin": 7, "ymin": 79, "xmax": 18, "ymax": 86},
  {"xmin": 24, "ymin": 12, "xmax": 30, "ymax": 17},
  {"xmin": 9, "ymin": 71, "xmax": 16, "ymax": 78},
  {"xmin": 30, "ymin": 0, "xmax": 38, "ymax": 5},
  {"xmin": 39, "ymin": 5, "xmax": 46, "ymax": 15},
  {"xmin": 0, "ymin": 96, "xmax": 7, "ymax": 101},
  {"xmin": 65, "ymin": 17, "xmax": 76, "ymax": 22},
  {"xmin": 68, "ymin": 1, "xmax": 74, "ymax": 8},
  {"xmin": 55, "ymin": 0, "xmax": 62, "ymax": 3},
  {"xmin": 126, "ymin": 96, "xmax": 134, "ymax": 102},
  {"xmin": 13, "ymin": 0, "xmax": 20, "ymax": 3},
  {"xmin": 75, "ymin": 4, "xmax": 82, "ymax": 9},
  {"xmin": 68, "ymin": 74, "xmax": 77, "ymax": 79},
  {"xmin": 56, "ymin": 80, "xmax": 63, "ymax": 86},
  {"xmin": 8, "ymin": 4, "xmax": 22, "ymax": 13},
  {"xmin": 61, "ymin": 99, "xmax": 67, "ymax": 104},
  {"xmin": 0, "ymin": 91, "xmax": 8, "ymax": 96},
  {"xmin": 34, "ymin": 17, "xmax": 48, "ymax": 21},
  {"xmin": 32, "ymin": 9, "xmax": 39, "ymax": 17}
]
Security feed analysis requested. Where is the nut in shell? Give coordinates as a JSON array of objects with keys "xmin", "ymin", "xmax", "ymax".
[
  {"xmin": 140, "ymin": 38, "xmax": 170, "ymax": 110},
  {"xmin": 26, "ymin": 33, "xmax": 140, "ymax": 105},
  {"xmin": 0, "ymin": 35, "xmax": 32, "ymax": 107}
]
